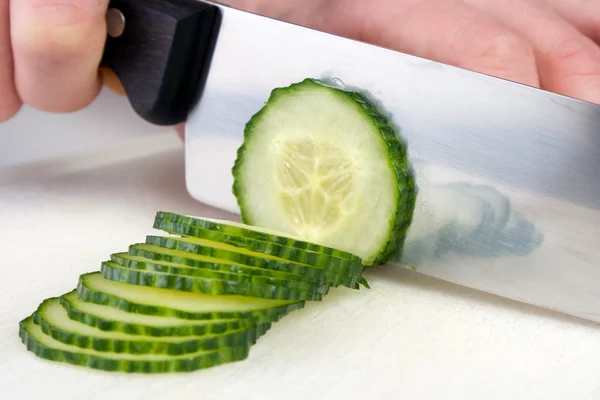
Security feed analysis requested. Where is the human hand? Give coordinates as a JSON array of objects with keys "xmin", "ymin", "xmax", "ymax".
[
  {"xmin": 2, "ymin": 0, "xmax": 600, "ymax": 128},
  {"xmin": 0, "ymin": 0, "xmax": 113, "ymax": 122},
  {"xmin": 223, "ymin": 0, "xmax": 600, "ymax": 105}
]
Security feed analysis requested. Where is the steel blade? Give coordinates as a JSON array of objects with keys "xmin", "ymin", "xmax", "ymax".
[{"xmin": 185, "ymin": 3, "xmax": 600, "ymax": 323}]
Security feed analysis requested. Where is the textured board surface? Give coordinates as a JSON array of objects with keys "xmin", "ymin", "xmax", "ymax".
[{"xmin": 2, "ymin": 121, "xmax": 600, "ymax": 399}]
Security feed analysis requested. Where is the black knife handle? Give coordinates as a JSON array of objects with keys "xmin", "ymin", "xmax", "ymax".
[{"xmin": 100, "ymin": 0, "xmax": 221, "ymax": 126}]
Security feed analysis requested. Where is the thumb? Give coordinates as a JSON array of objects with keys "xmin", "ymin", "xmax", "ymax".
[{"xmin": 10, "ymin": 0, "xmax": 109, "ymax": 112}]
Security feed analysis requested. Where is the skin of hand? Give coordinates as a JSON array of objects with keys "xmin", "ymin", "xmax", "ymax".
[{"xmin": 2, "ymin": 0, "xmax": 600, "ymax": 136}]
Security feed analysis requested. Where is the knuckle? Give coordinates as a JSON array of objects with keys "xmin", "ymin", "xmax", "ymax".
[
  {"xmin": 12, "ymin": 1, "xmax": 106, "ymax": 60},
  {"xmin": 460, "ymin": 24, "xmax": 537, "ymax": 85},
  {"xmin": 15, "ymin": 31, "xmax": 92, "ymax": 71},
  {"xmin": 472, "ymin": 26, "xmax": 534, "ymax": 64},
  {"xmin": 549, "ymin": 37, "xmax": 600, "ymax": 78}
]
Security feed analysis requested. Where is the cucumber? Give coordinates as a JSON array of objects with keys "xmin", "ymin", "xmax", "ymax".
[
  {"xmin": 100, "ymin": 261, "xmax": 328, "ymax": 301},
  {"xmin": 17, "ymin": 78, "xmax": 424, "ymax": 374},
  {"xmin": 153, "ymin": 212, "xmax": 361, "ymax": 262},
  {"xmin": 110, "ymin": 253, "xmax": 328, "ymax": 295},
  {"xmin": 143, "ymin": 236, "xmax": 363, "ymax": 288},
  {"xmin": 153, "ymin": 219, "xmax": 362, "ymax": 270},
  {"xmin": 231, "ymin": 78, "xmax": 417, "ymax": 265},
  {"xmin": 77, "ymin": 272, "xmax": 304, "ymax": 322},
  {"xmin": 60, "ymin": 291, "xmax": 254, "ymax": 337},
  {"xmin": 20, "ymin": 317, "xmax": 251, "ymax": 373},
  {"xmin": 33, "ymin": 297, "xmax": 269, "ymax": 355}
]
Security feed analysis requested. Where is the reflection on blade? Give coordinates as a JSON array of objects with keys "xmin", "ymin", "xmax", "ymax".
[{"xmin": 398, "ymin": 180, "xmax": 544, "ymax": 268}]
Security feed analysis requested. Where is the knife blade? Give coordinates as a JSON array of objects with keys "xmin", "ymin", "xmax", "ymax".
[{"xmin": 101, "ymin": 0, "xmax": 600, "ymax": 323}]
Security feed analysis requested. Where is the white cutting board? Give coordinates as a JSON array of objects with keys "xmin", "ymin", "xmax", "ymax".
[{"xmin": 1, "ymin": 90, "xmax": 600, "ymax": 400}]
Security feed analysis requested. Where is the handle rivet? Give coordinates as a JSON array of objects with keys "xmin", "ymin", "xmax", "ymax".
[{"xmin": 106, "ymin": 8, "xmax": 126, "ymax": 38}]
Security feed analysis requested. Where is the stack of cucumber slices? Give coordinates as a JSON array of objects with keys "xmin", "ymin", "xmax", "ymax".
[
  {"xmin": 19, "ymin": 78, "xmax": 418, "ymax": 374},
  {"xmin": 20, "ymin": 212, "xmax": 368, "ymax": 374}
]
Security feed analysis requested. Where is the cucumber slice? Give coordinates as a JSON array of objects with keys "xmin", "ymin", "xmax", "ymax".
[
  {"xmin": 153, "ymin": 219, "xmax": 362, "ymax": 270},
  {"xmin": 110, "ymin": 253, "xmax": 328, "ymax": 294},
  {"xmin": 20, "ymin": 317, "xmax": 251, "ymax": 373},
  {"xmin": 60, "ymin": 291, "xmax": 253, "ymax": 337},
  {"xmin": 77, "ymin": 272, "xmax": 304, "ymax": 322},
  {"xmin": 143, "ymin": 236, "xmax": 363, "ymax": 288},
  {"xmin": 231, "ymin": 78, "xmax": 417, "ymax": 265},
  {"xmin": 33, "ymin": 297, "xmax": 269, "ymax": 355},
  {"xmin": 154, "ymin": 212, "xmax": 361, "ymax": 261},
  {"xmin": 101, "ymin": 261, "xmax": 328, "ymax": 301},
  {"xmin": 128, "ymin": 243, "xmax": 313, "ymax": 282}
]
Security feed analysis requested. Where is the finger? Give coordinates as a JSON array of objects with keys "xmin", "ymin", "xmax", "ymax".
[
  {"xmin": 335, "ymin": 0, "xmax": 540, "ymax": 87},
  {"xmin": 467, "ymin": 0, "xmax": 600, "ymax": 104},
  {"xmin": 220, "ymin": 0, "xmax": 319, "ymax": 18},
  {"xmin": 547, "ymin": 0, "xmax": 600, "ymax": 43},
  {"xmin": 0, "ymin": 0, "xmax": 21, "ymax": 121},
  {"xmin": 10, "ymin": 0, "xmax": 109, "ymax": 112},
  {"xmin": 230, "ymin": 0, "xmax": 541, "ymax": 87}
]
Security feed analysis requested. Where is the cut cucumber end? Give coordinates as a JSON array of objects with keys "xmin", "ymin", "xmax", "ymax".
[{"xmin": 232, "ymin": 78, "xmax": 417, "ymax": 266}]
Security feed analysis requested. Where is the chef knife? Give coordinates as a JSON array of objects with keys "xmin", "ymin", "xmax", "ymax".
[{"xmin": 101, "ymin": 0, "xmax": 600, "ymax": 324}]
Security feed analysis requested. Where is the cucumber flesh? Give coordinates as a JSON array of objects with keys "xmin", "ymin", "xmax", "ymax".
[
  {"xmin": 100, "ymin": 261, "xmax": 329, "ymax": 301},
  {"xmin": 61, "ymin": 291, "xmax": 254, "ymax": 337},
  {"xmin": 231, "ymin": 78, "xmax": 417, "ymax": 265},
  {"xmin": 34, "ymin": 297, "xmax": 269, "ymax": 355},
  {"xmin": 153, "ymin": 212, "xmax": 361, "ymax": 261},
  {"xmin": 20, "ymin": 317, "xmax": 251, "ymax": 373},
  {"xmin": 77, "ymin": 272, "xmax": 304, "ymax": 322}
]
